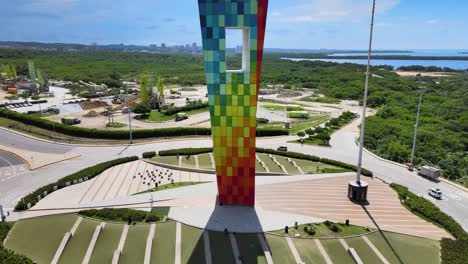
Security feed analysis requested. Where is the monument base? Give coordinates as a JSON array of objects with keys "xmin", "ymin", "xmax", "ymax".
[{"xmin": 348, "ymin": 180, "xmax": 368, "ymax": 203}]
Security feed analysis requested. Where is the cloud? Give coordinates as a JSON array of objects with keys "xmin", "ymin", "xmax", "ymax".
[
  {"xmin": 426, "ymin": 19, "xmax": 438, "ymax": 24},
  {"xmin": 22, "ymin": 0, "xmax": 80, "ymax": 10},
  {"xmin": 274, "ymin": 0, "xmax": 400, "ymax": 23},
  {"xmin": 375, "ymin": 22, "xmax": 392, "ymax": 27}
]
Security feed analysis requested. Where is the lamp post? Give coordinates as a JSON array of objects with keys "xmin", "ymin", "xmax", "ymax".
[
  {"xmin": 127, "ymin": 89, "xmax": 133, "ymax": 144},
  {"xmin": 409, "ymin": 86, "xmax": 424, "ymax": 170},
  {"xmin": 348, "ymin": 0, "xmax": 376, "ymax": 203}
]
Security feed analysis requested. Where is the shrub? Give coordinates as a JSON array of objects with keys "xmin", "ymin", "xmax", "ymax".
[
  {"xmin": 15, "ymin": 156, "xmax": 138, "ymax": 211},
  {"xmin": 0, "ymin": 222, "xmax": 34, "ymax": 263},
  {"xmin": 329, "ymin": 223, "xmax": 342, "ymax": 233},
  {"xmin": 159, "ymin": 148, "xmax": 213, "ymax": 156},
  {"xmin": 256, "ymin": 118, "xmax": 269, "ymax": 124},
  {"xmin": 303, "ymin": 225, "xmax": 316, "ymax": 235},
  {"xmin": 79, "ymin": 208, "xmax": 154, "ymax": 223},
  {"xmin": 0, "ymin": 108, "xmax": 287, "ymax": 139},
  {"xmin": 163, "ymin": 102, "xmax": 208, "ymax": 116},
  {"xmin": 390, "ymin": 183, "xmax": 468, "ymax": 241},
  {"xmin": 440, "ymin": 238, "xmax": 468, "ymax": 264},
  {"xmin": 145, "ymin": 213, "xmax": 161, "ymax": 223},
  {"xmin": 142, "ymin": 151, "xmax": 156, "ymax": 159},
  {"xmin": 286, "ymin": 105, "xmax": 304, "ymax": 111}
]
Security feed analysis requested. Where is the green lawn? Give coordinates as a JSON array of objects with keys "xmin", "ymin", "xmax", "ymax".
[
  {"xmin": 5, "ymin": 214, "xmax": 78, "ymax": 264},
  {"xmin": 151, "ymin": 156, "xmax": 179, "ymax": 166},
  {"xmin": 151, "ymin": 222, "xmax": 176, "ymax": 264},
  {"xmin": 292, "ymin": 239, "xmax": 327, "ymax": 264},
  {"xmin": 208, "ymin": 231, "xmax": 235, "ymax": 264},
  {"xmin": 235, "ymin": 233, "xmax": 267, "ymax": 264},
  {"xmin": 265, "ymin": 234, "xmax": 296, "ymax": 263},
  {"xmin": 135, "ymin": 182, "xmax": 208, "ymax": 195},
  {"xmin": 262, "ymin": 104, "xmax": 287, "ymax": 111},
  {"xmin": 289, "ymin": 115, "xmax": 330, "ymax": 134},
  {"xmin": 198, "ymin": 153, "xmax": 214, "ymax": 169},
  {"xmin": 120, "ymin": 224, "xmax": 150, "ymax": 264},
  {"xmin": 181, "ymin": 156, "xmax": 197, "ymax": 169},
  {"xmin": 275, "ymin": 156, "xmax": 302, "ymax": 174},
  {"xmin": 181, "ymin": 224, "xmax": 205, "ymax": 264},
  {"xmin": 89, "ymin": 223, "xmax": 123, "ymax": 264},
  {"xmin": 59, "ymin": 218, "xmax": 100, "ymax": 264},
  {"xmin": 257, "ymin": 153, "xmax": 284, "ymax": 173},
  {"xmin": 255, "ymin": 159, "xmax": 266, "ymax": 172},
  {"xmin": 144, "ymin": 107, "xmax": 208, "ymax": 123},
  {"xmin": 292, "ymin": 158, "xmax": 350, "ymax": 174},
  {"xmin": 271, "ymin": 223, "xmax": 369, "ymax": 238},
  {"xmin": 345, "ymin": 236, "xmax": 383, "ymax": 263},
  {"xmin": 367, "ymin": 231, "xmax": 440, "ymax": 264},
  {"xmin": 320, "ymin": 239, "xmax": 354, "ymax": 264}
]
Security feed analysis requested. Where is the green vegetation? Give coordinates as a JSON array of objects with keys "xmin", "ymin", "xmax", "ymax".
[
  {"xmin": 120, "ymin": 224, "xmax": 149, "ymax": 264},
  {"xmin": 257, "ymin": 115, "xmax": 329, "ymax": 135},
  {"xmin": 257, "ymin": 153, "xmax": 283, "ymax": 173},
  {"xmin": 262, "ymin": 104, "xmax": 286, "ymax": 111},
  {"xmin": 271, "ymin": 222, "xmax": 369, "ymax": 238},
  {"xmin": 292, "ymin": 239, "xmax": 327, "ymax": 264},
  {"xmin": 143, "ymin": 107, "xmax": 206, "ymax": 122},
  {"xmin": 89, "ymin": 223, "xmax": 123, "ymax": 264},
  {"xmin": 300, "ymin": 96, "xmax": 342, "ymax": 104},
  {"xmin": 320, "ymin": 239, "xmax": 354, "ymax": 263},
  {"xmin": 181, "ymin": 224, "xmax": 205, "ymax": 264},
  {"xmin": 198, "ymin": 153, "xmax": 214, "ymax": 169},
  {"xmin": 79, "ymin": 208, "xmax": 166, "ymax": 223},
  {"xmin": 265, "ymin": 234, "xmax": 296, "ymax": 263},
  {"xmin": 1, "ymin": 221, "xmax": 34, "ymax": 264},
  {"xmin": 345, "ymin": 237, "xmax": 382, "ymax": 263},
  {"xmin": 4, "ymin": 214, "xmax": 77, "ymax": 263},
  {"xmin": 135, "ymin": 182, "xmax": 207, "ymax": 194},
  {"xmin": 150, "ymin": 155, "xmax": 179, "ymax": 166},
  {"xmin": 301, "ymin": 111, "xmax": 357, "ymax": 146},
  {"xmin": 142, "ymin": 151, "xmax": 156, "ymax": 159},
  {"xmin": 208, "ymin": 232, "xmax": 235, "ymax": 264},
  {"xmin": 15, "ymin": 156, "xmax": 138, "ymax": 211},
  {"xmin": 59, "ymin": 218, "xmax": 99, "ymax": 264},
  {"xmin": 158, "ymin": 147, "xmax": 213, "ymax": 156},
  {"xmin": 391, "ymin": 183, "xmax": 467, "ymax": 264},
  {"xmin": 106, "ymin": 122, "xmax": 126, "ymax": 128},
  {"xmin": 235, "ymin": 233, "xmax": 267, "ymax": 264},
  {"xmin": 151, "ymin": 221, "xmax": 176, "ymax": 264}
]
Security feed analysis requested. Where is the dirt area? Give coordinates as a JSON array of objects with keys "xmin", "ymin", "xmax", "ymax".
[
  {"xmin": 0, "ymin": 89, "xmax": 10, "ymax": 100},
  {"xmin": 79, "ymin": 100, "xmax": 108, "ymax": 110},
  {"xmin": 394, "ymin": 71, "xmax": 462, "ymax": 77}
]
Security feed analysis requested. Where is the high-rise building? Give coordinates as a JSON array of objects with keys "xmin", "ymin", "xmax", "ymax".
[{"xmin": 198, "ymin": 0, "xmax": 269, "ymax": 206}]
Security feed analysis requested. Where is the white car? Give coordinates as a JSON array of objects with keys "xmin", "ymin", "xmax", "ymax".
[{"xmin": 428, "ymin": 188, "xmax": 442, "ymax": 199}]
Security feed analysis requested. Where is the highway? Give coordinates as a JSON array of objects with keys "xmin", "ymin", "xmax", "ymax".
[{"xmin": 0, "ymin": 121, "xmax": 467, "ymax": 231}]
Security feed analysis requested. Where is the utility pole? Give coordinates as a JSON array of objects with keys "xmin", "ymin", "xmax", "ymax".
[
  {"xmin": 410, "ymin": 87, "xmax": 424, "ymax": 166},
  {"xmin": 348, "ymin": 0, "xmax": 376, "ymax": 203}
]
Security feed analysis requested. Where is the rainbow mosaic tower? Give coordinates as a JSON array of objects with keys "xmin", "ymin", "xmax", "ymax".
[{"xmin": 198, "ymin": 0, "xmax": 268, "ymax": 206}]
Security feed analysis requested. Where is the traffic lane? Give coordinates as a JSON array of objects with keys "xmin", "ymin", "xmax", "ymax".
[
  {"xmin": 0, "ymin": 129, "xmax": 73, "ymax": 154},
  {"xmin": 0, "ymin": 149, "xmax": 25, "ymax": 167}
]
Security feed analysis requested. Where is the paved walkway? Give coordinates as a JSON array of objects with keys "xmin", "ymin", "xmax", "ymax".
[{"xmin": 256, "ymin": 176, "xmax": 450, "ymax": 239}]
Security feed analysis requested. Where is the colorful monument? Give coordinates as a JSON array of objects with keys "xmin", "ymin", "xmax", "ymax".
[{"xmin": 198, "ymin": 0, "xmax": 269, "ymax": 206}]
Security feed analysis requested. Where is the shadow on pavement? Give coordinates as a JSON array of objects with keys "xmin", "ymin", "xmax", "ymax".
[{"xmin": 186, "ymin": 197, "xmax": 268, "ymax": 264}]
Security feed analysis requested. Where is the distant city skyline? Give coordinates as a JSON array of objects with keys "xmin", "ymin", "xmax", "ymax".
[{"xmin": 1, "ymin": 0, "xmax": 467, "ymax": 49}]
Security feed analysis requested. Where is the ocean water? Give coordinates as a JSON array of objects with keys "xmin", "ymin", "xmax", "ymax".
[{"xmin": 284, "ymin": 49, "xmax": 468, "ymax": 70}]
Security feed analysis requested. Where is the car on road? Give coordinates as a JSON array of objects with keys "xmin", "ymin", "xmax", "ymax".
[
  {"xmin": 61, "ymin": 117, "xmax": 81, "ymax": 125},
  {"xmin": 428, "ymin": 188, "xmax": 442, "ymax": 199},
  {"xmin": 277, "ymin": 146, "xmax": 288, "ymax": 152},
  {"xmin": 175, "ymin": 112, "xmax": 188, "ymax": 121}
]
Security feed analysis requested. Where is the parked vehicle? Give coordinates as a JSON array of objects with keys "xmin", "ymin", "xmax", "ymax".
[
  {"xmin": 418, "ymin": 166, "xmax": 440, "ymax": 180},
  {"xmin": 61, "ymin": 117, "xmax": 81, "ymax": 125},
  {"xmin": 175, "ymin": 112, "xmax": 188, "ymax": 121},
  {"xmin": 277, "ymin": 146, "xmax": 288, "ymax": 152},
  {"xmin": 428, "ymin": 188, "xmax": 442, "ymax": 199}
]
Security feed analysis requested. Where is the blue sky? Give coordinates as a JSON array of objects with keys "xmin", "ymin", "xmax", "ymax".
[{"xmin": 1, "ymin": 0, "xmax": 467, "ymax": 49}]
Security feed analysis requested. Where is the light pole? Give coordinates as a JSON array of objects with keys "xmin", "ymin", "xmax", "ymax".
[
  {"xmin": 348, "ymin": 0, "xmax": 376, "ymax": 203},
  {"xmin": 127, "ymin": 89, "xmax": 133, "ymax": 144},
  {"xmin": 409, "ymin": 87, "xmax": 424, "ymax": 169}
]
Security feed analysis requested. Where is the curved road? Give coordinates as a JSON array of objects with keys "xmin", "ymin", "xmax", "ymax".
[{"xmin": 0, "ymin": 122, "xmax": 467, "ymax": 231}]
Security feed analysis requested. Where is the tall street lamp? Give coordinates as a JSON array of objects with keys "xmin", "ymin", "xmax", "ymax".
[
  {"xmin": 348, "ymin": 0, "xmax": 376, "ymax": 203},
  {"xmin": 408, "ymin": 86, "xmax": 424, "ymax": 170}
]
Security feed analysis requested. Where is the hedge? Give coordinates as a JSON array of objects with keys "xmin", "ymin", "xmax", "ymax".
[
  {"xmin": 163, "ymin": 102, "xmax": 209, "ymax": 116},
  {"xmin": 15, "ymin": 156, "xmax": 138, "ymax": 211},
  {"xmin": 0, "ymin": 109, "xmax": 287, "ymax": 139},
  {"xmin": 142, "ymin": 151, "xmax": 156, "ymax": 159},
  {"xmin": 0, "ymin": 222, "xmax": 34, "ymax": 264},
  {"xmin": 79, "ymin": 208, "xmax": 161, "ymax": 223},
  {"xmin": 390, "ymin": 183, "xmax": 468, "ymax": 241},
  {"xmin": 440, "ymin": 238, "xmax": 468, "ymax": 264},
  {"xmin": 390, "ymin": 183, "xmax": 468, "ymax": 264},
  {"xmin": 159, "ymin": 148, "xmax": 213, "ymax": 156}
]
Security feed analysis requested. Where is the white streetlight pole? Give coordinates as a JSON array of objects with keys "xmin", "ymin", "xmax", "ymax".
[
  {"xmin": 410, "ymin": 87, "xmax": 424, "ymax": 165},
  {"xmin": 127, "ymin": 90, "xmax": 133, "ymax": 144},
  {"xmin": 356, "ymin": 0, "xmax": 376, "ymax": 184}
]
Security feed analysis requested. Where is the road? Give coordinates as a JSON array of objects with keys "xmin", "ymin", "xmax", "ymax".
[{"xmin": 0, "ymin": 120, "xmax": 467, "ymax": 231}]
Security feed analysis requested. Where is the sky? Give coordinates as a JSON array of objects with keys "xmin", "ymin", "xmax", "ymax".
[{"xmin": 1, "ymin": 0, "xmax": 467, "ymax": 50}]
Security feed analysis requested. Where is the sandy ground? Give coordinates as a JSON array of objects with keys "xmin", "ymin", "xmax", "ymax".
[{"xmin": 394, "ymin": 71, "xmax": 462, "ymax": 77}]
